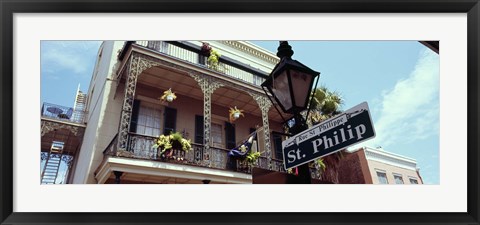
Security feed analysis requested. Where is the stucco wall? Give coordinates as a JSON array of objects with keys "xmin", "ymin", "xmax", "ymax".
[
  {"xmin": 367, "ymin": 159, "xmax": 423, "ymax": 184},
  {"xmin": 73, "ymin": 41, "xmax": 125, "ymax": 184}
]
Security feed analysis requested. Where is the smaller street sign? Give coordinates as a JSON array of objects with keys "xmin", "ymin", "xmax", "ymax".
[{"xmin": 282, "ymin": 102, "xmax": 376, "ymax": 170}]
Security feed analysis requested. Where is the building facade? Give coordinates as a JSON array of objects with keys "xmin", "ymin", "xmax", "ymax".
[
  {"xmin": 40, "ymin": 40, "xmax": 317, "ymax": 184},
  {"xmin": 335, "ymin": 146, "xmax": 423, "ymax": 184}
]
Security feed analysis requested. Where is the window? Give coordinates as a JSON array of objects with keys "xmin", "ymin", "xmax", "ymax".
[
  {"xmin": 376, "ymin": 171, "xmax": 388, "ymax": 184},
  {"xmin": 163, "ymin": 107, "xmax": 177, "ymax": 134},
  {"xmin": 131, "ymin": 100, "xmax": 162, "ymax": 137},
  {"xmin": 225, "ymin": 122, "xmax": 236, "ymax": 149},
  {"xmin": 194, "ymin": 115, "xmax": 204, "ymax": 144},
  {"xmin": 272, "ymin": 133, "xmax": 283, "ymax": 160},
  {"xmin": 409, "ymin": 178, "xmax": 419, "ymax": 184},
  {"xmin": 211, "ymin": 123, "xmax": 224, "ymax": 148},
  {"xmin": 393, "ymin": 174, "xmax": 404, "ymax": 184}
]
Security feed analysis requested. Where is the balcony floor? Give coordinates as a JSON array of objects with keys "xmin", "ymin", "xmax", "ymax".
[{"xmin": 95, "ymin": 156, "xmax": 253, "ymax": 184}]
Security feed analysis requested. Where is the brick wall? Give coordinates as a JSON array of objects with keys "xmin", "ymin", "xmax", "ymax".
[{"xmin": 336, "ymin": 150, "xmax": 372, "ymax": 184}]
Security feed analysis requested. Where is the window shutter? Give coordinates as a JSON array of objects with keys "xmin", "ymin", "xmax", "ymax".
[
  {"xmin": 225, "ymin": 122, "xmax": 236, "ymax": 149},
  {"xmin": 163, "ymin": 107, "xmax": 177, "ymax": 134},
  {"xmin": 195, "ymin": 115, "xmax": 204, "ymax": 144},
  {"xmin": 272, "ymin": 133, "xmax": 283, "ymax": 160},
  {"xmin": 129, "ymin": 100, "xmax": 141, "ymax": 133}
]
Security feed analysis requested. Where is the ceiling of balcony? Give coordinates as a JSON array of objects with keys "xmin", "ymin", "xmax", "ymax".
[
  {"xmin": 138, "ymin": 66, "xmax": 203, "ymax": 100},
  {"xmin": 41, "ymin": 121, "xmax": 85, "ymax": 155},
  {"xmin": 136, "ymin": 65, "xmax": 286, "ymax": 123}
]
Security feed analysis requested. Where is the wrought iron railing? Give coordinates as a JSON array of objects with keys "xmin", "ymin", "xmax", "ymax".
[
  {"xmin": 135, "ymin": 41, "xmax": 266, "ymax": 86},
  {"xmin": 41, "ymin": 102, "xmax": 87, "ymax": 124},
  {"xmin": 103, "ymin": 132, "xmax": 321, "ymax": 179}
]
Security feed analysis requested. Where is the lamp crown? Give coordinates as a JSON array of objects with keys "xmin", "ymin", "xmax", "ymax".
[{"xmin": 277, "ymin": 41, "xmax": 294, "ymax": 59}]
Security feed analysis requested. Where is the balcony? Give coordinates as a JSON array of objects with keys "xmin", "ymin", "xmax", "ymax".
[
  {"xmin": 134, "ymin": 41, "xmax": 267, "ymax": 86},
  {"xmin": 102, "ymin": 133, "xmax": 320, "ymax": 181},
  {"xmin": 41, "ymin": 102, "xmax": 86, "ymax": 124},
  {"xmin": 41, "ymin": 102, "xmax": 87, "ymax": 184}
]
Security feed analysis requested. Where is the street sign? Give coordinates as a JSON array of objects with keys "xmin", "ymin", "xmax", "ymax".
[{"xmin": 282, "ymin": 102, "xmax": 375, "ymax": 170}]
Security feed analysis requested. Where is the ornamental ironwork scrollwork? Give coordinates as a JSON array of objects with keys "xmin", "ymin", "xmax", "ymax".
[
  {"xmin": 117, "ymin": 52, "xmax": 218, "ymax": 153},
  {"xmin": 40, "ymin": 152, "xmax": 49, "ymax": 161},
  {"xmin": 189, "ymin": 73, "xmax": 224, "ymax": 167},
  {"xmin": 128, "ymin": 134, "xmax": 157, "ymax": 159},
  {"xmin": 49, "ymin": 153, "xmax": 62, "ymax": 159},
  {"xmin": 41, "ymin": 121, "xmax": 79, "ymax": 137},
  {"xmin": 117, "ymin": 53, "xmax": 164, "ymax": 152},
  {"xmin": 193, "ymin": 145, "xmax": 203, "ymax": 163},
  {"xmin": 61, "ymin": 155, "xmax": 74, "ymax": 167},
  {"xmin": 249, "ymin": 93, "xmax": 273, "ymax": 170}
]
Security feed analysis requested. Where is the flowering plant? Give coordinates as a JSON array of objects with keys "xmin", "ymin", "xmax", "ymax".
[
  {"xmin": 207, "ymin": 49, "xmax": 221, "ymax": 70},
  {"xmin": 245, "ymin": 151, "xmax": 261, "ymax": 165},
  {"xmin": 153, "ymin": 132, "xmax": 192, "ymax": 160},
  {"xmin": 200, "ymin": 42, "xmax": 212, "ymax": 56}
]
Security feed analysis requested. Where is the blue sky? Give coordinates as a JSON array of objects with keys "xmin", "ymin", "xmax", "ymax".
[
  {"xmin": 41, "ymin": 40, "xmax": 439, "ymax": 184},
  {"xmin": 41, "ymin": 41, "xmax": 102, "ymax": 106}
]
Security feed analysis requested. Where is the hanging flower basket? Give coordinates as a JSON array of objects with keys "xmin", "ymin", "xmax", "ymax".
[
  {"xmin": 160, "ymin": 88, "xmax": 177, "ymax": 102},
  {"xmin": 229, "ymin": 106, "xmax": 244, "ymax": 123}
]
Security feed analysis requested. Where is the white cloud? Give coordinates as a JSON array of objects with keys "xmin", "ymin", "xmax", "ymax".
[
  {"xmin": 41, "ymin": 41, "xmax": 102, "ymax": 76},
  {"xmin": 370, "ymin": 49, "xmax": 440, "ymax": 147}
]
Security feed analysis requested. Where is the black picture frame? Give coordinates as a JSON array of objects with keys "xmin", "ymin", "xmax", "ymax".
[{"xmin": 1, "ymin": 1, "xmax": 479, "ymax": 224}]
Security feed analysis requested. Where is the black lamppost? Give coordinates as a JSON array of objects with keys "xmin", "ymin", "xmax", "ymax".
[{"xmin": 261, "ymin": 41, "xmax": 320, "ymax": 184}]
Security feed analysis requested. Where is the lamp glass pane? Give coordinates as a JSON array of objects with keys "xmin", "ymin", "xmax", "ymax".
[
  {"xmin": 271, "ymin": 71, "xmax": 292, "ymax": 111},
  {"xmin": 290, "ymin": 70, "xmax": 313, "ymax": 109}
]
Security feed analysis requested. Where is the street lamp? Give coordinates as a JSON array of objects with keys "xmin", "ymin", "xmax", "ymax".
[{"xmin": 261, "ymin": 41, "xmax": 320, "ymax": 184}]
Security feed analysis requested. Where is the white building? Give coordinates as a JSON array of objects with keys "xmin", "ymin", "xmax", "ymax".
[{"xmin": 334, "ymin": 146, "xmax": 423, "ymax": 184}]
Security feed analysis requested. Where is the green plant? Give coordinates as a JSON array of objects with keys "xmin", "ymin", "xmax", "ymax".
[
  {"xmin": 207, "ymin": 49, "xmax": 220, "ymax": 69},
  {"xmin": 153, "ymin": 132, "xmax": 192, "ymax": 155},
  {"xmin": 312, "ymin": 158, "xmax": 326, "ymax": 171},
  {"xmin": 206, "ymin": 48, "xmax": 227, "ymax": 72},
  {"xmin": 245, "ymin": 151, "xmax": 261, "ymax": 165},
  {"xmin": 171, "ymin": 132, "xmax": 183, "ymax": 142},
  {"xmin": 309, "ymin": 86, "xmax": 343, "ymax": 123}
]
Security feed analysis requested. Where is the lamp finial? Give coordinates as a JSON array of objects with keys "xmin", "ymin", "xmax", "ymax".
[{"xmin": 277, "ymin": 41, "xmax": 294, "ymax": 59}]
